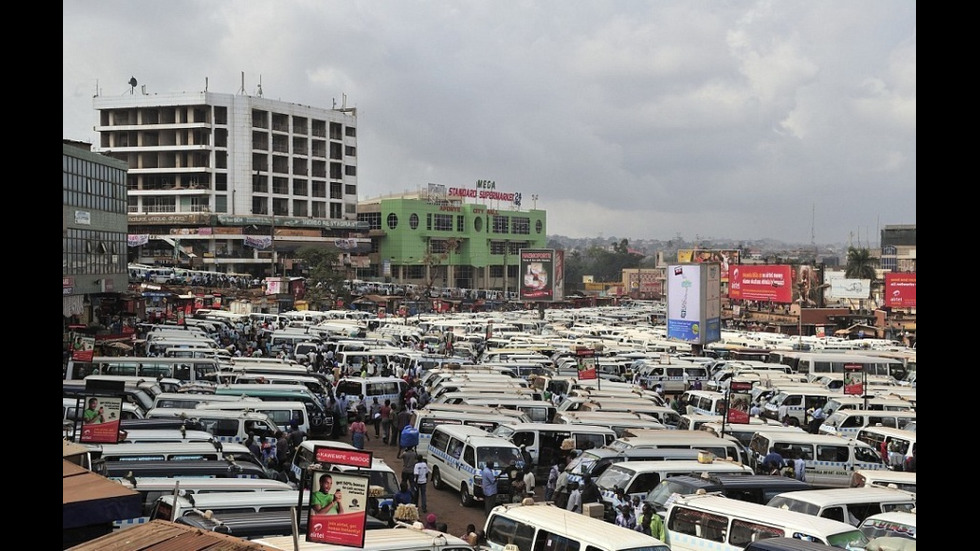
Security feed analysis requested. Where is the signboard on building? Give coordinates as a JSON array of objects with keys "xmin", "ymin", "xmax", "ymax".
[
  {"xmin": 666, "ymin": 263, "xmax": 720, "ymax": 345},
  {"xmin": 884, "ymin": 272, "xmax": 916, "ymax": 308},
  {"xmin": 677, "ymin": 249, "xmax": 739, "ymax": 282},
  {"xmin": 727, "ymin": 264, "xmax": 793, "ymax": 303},
  {"xmin": 825, "ymin": 271, "xmax": 871, "ymax": 299},
  {"xmin": 519, "ymin": 249, "xmax": 560, "ymax": 302}
]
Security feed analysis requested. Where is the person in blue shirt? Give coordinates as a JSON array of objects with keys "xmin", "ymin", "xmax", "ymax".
[
  {"xmin": 481, "ymin": 460, "xmax": 499, "ymax": 516},
  {"xmin": 393, "ymin": 479, "xmax": 414, "ymax": 508}
]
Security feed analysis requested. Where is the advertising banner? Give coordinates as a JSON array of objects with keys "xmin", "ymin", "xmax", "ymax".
[
  {"xmin": 519, "ymin": 249, "xmax": 556, "ymax": 301},
  {"xmin": 727, "ymin": 265, "xmax": 793, "ymax": 303},
  {"xmin": 677, "ymin": 249, "xmax": 740, "ymax": 282},
  {"xmin": 576, "ymin": 348, "xmax": 597, "ymax": 380},
  {"xmin": 306, "ymin": 471, "xmax": 370, "ymax": 546},
  {"xmin": 79, "ymin": 395, "xmax": 123, "ymax": 444},
  {"xmin": 727, "ymin": 381, "xmax": 753, "ymax": 424},
  {"xmin": 667, "ymin": 264, "xmax": 719, "ymax": 344},
  {"xmin": 71, "ymin": 334, "xmax": 96, "ymax": 362},
  {"xmin": 553, "ymin": 249, "xmax": 565, "ymax": 301},
  {"xmin": 884, "ymin": 273, "xmax": 916, "ymax": 308},
  {"xmin": 825, "ymin": 271, "xmax": 871, "ymax": 300}
]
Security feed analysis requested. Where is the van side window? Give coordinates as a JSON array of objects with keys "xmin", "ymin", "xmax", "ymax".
[
  {"xmin": 430, "ymin": 430, "xmax": 451, "ymax": 453},
  {"xmin": 212, "ymin": 419, "xmax": 238, "ymax": 437},
  {"xmin": 817, "ymin": 445, "xmax": 848, "ymax": 462},
  {"xmin": 486, "ymin": 515, "xmax": 535, "ymax": 551},
  {"xmin": 629, "ymin": 473, "xmax": 661, "ymax": 495},
  {"xmin": 729, "ymin": 519, "xmax": 784, "ymax": 546},
  {"xmin": 463, "ymin": 446, "xmax": 475, "ymax": 468},
  {"xmin": 821, "ymin": 505, "xmax": 847, "ymax": 523},
  {"xmin": 535, "ymin": 531, "xmax": 576, "ymax": 551}
]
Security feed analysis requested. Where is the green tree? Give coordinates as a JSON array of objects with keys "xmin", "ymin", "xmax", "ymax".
[
  {"xmin": 296, "ymin": 246, "xmax": 345, "ymax": 309},
  {"xmin": 844, "ymin": 247, "xmax": 879, "ymax": 280}
]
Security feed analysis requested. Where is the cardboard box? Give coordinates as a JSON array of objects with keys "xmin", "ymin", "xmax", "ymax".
[{"xmin": 582, "ymin": 502, "xmax": 604, "ymax": 518}]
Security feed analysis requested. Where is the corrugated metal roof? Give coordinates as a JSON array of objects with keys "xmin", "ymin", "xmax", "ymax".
[{"xmin": 67, "ymin": 520, "xmax": 281, "ymax": 551}]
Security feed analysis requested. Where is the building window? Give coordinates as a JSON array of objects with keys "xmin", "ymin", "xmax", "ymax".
[
  {"xmin": 492, "ymin": 215, "xmax": 510, "ymax": 234},
  {"xmin": 536, "ymin": 220, "xmax": 543, "ymax": 234},
  {"xmin": 474, "ymin": 217, "xmax": 483, "ymax": 232},
  {"xmin": 434, "ymin": 214, "xmax": 453, "ymax": 231},
  {"xmin": 410, "ymin": 213, "xmax": 420, "ymax": 230},
  {"xmin": 457, "ymin": 215, "xmax": 464, "ymax": 232},
  {"xmin": 387, "ymin": 213, "xmax": 399, "ymax": 230},
  {"xmin": 512, "ymin": 217, "xmax": 530, "ymax": 235}
]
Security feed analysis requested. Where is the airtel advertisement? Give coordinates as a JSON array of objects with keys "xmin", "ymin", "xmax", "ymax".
[
  {"xmin": 885, "ymin": 273, "xmax": 916, "ymax": 308},
  {"xmin": 727, "ymin": 265, "xmax": 793, "ymax": 303}
]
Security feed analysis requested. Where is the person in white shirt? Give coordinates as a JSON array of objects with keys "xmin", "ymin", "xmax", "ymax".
[
  {"xmin": 565, "ymin": 482, "xmax": 582, "ymax": 513},
  {"xmin": 522, "ymin": 465, "xmax": 536, "ymax": 498},
  {"xmin": 413, "ymin": 455, "xmax": 430, "ymax": 513}
]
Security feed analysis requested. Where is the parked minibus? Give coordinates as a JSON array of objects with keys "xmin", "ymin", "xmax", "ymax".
[
  {"xmin": 412, "ymin": 407, "xmax": 531, "ymax": 455},
  {"xmin": 645, "ymin": 473, "xmax": 812, "ymax": 513},
  {"xmin": 65, "ymin": 356, "xmax": 221, "ymax": 384},
  {"xmin": 766, "ymin": 487, "xmax": 916, "ymax": 526},
  {"xmin": 663, "ymin": 493, "xmax": 869, "ymax": 550},
  {"xmin": 91, "ymin": 441, "xmax": 263, "ymax": 469},
  {"xmin": 820, "ymin": 396, "xmax": 915, "ymax": 418},
  {"xmin": 854, "ymin": 426, "xmax": 917, "ymax": 466},
  {"xmin": 113, "ymin": 476, "xmax": 294, "ymax": 530},
  {"xmin": 255, "ymin": 525, "xmax": 476, "ymax": 551},
  {"xmin": 465, "ymin": 398, "xmax": 557, "ymax": 423},
  {"xmin": 818, "ymin": 410, "xmax": 917, "ymax": 439},
  {"xmin": 606, "ymin": 432, "xmax": 748, "ymax": 464},
  {"xmin": 101, "ymin": 459, "xmax": 277, "ymax": 480},
  {"xmin": 211, "ymin": 383, "xmax": 333, "ymax": 437},
  {"xmin": 849, "ymin": 469, "xmax": 916, "ymax": 497},
  {"xmin": 748, "ymin": 431, "xmax": 885, "ymax": 488},
  {"xmin": 335, "ymin": 376, "xmax": 408, "ymax": 413},
  {"xmin": 554, "ymin": 411, "xmax": 667, "ymax": 437},
  {"xmin": 483, "ymin": 501, "xmax": 669, "ymax": 551},
  {"xmin": 149, "ymin": 490, "xmax": 300, "ymax": 522},
  {"xmin": 144, "ymin": 408, "xmax": 280, "ymax": 443},
  {"xmin": 152, "ymin": 392, "xmax": 263, "ymax": 410},
  {"xmin": 595, "ymin": 458, "xmax": 754, "ymax": 521},
  {"xmin": 761, "ymin": 388, "xmax": 837, "ymax": 426},
  {"xmin": 680, "ymin": 390, "xmax": 729, "ymax": 416},
  {"xmin": 490, "ymin": 422, "xmax": 616, "ymax": 476}
]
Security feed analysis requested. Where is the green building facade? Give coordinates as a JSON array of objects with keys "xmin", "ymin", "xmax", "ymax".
[{"xmin": 358, "ymin": 194, "xmax": 547, "ymax": 294}]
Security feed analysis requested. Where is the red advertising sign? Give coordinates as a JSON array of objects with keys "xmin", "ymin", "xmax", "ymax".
[
  {"xmin": 727, "ymin": 265, "xmax": 793, "ymax": 303},
  {"xmin": 727, "ymin": 408, "xmax": 750, "ymax": 424},
  {"xmin": 576, "ymin": 348, "xmax": 597, "ymax": 381},
  {"xmin": 315, "ymin": 445, "xmax": 373, "ymax": 468},
  {"xmin": 884, "ymin": 273, "xmax": 916, "ymax": 308},
  {"xmin": 78, "ymin": 395, "xmax": 123, "ymax": 444},
  {"xmin": 307, "ymin": 471, "xmax": 369, "ymax": 546}
]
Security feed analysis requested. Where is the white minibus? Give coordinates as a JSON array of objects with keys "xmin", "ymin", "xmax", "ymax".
[
  {"xmin": 255, "ymin": 525, "xmax": 476, "ymax": 551},
  {"xmin": 663, "ymin": 493, "xmax": 870, "ymax": 549},
  {"xmin": 149, "ymin": 489, "xmax": 300, "ymax": 521},
  {"xmin": 766, "ymin": 487, "xmax": 916, "ymax": 527},
  {"xmin": 748, "ymin": 431, "xmax": 885, "ymax": 488},
  {"xmin": 145, "ymin": 408, "xmax": 280, "ymax": 444},
  {"xmin": 484, "ymin": 501, "xmax": 669, "ymax": 551},
  {"xmin": 413, "ymin": 407, "xmax": 531, "ymax": 455},
  {"xmin": 818, "ymin": 410, "xmax": 917, "ymax": 439},
  {"xmin": 490, "ymin": 422, "xmax": 616, "ymax": 475}
]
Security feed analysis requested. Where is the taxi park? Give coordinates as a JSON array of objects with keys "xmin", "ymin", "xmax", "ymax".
[{"xmin": 63, "ymin": 304, "xmax": 915, "ymax": 550}]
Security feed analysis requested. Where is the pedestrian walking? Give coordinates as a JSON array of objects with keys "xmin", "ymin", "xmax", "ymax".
[
  {"xmin": 369, "ymin": 397, "xmax": 383, "ymax": 438},
  {"xmin": 414, "ymin": 455, "xmax": 430, "ymax": 513},
  {"xmin": 381, "ymin": 399, "xmax": 393, "ymax": 444},
  {"xmin": 481, "ymin": 460, "xmax": 499, "ymax": 516}
]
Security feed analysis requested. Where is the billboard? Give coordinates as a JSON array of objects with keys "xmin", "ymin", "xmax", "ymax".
[
  {"xmin": 519, "ymin": 249, "xmax": 561, "ymax": 302},
  {"xmin": 825, "ymin": 271, "xmax": 871, "ymax": 300},
  {"xmin": 79, "ymin": 395, "xmax": 123, "ymax": 444},
  {"xmin": 884, "ymin": 273, "xmax": 916, "ymax": 308},
  {"xmin": 727, "ymin": 264, "xmax": 793, "ymax": 303},
  {"xmin": 667, "ymin": 263, "xmax": 721, "ymax": 345},
  {"xmin": 306, "ymin": 471, "xmax": 370, "ymax": 546},
  {"xmin": 677, "ymin": 249, "xmax": 740, "ymax": 282}
]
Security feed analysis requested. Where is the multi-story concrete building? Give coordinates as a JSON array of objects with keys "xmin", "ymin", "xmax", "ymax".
[
  {"xmin": 356, "ymin": 183, "xmax": 547, "ymax": 295},
  {"xmin": 63, "ymin": 141, "xmax": 130, "ymax": 323},
  {"xmin": 880, "ymin": 224, "xmax": 916, "ymax": 273},
  {"xmin": 92, "ymin": 88, "xmax": 368, "ymax": 277}
]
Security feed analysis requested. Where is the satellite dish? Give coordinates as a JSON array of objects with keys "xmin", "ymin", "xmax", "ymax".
[{"xmin": 128, "ymin": 77, "xmax": 138, "ymax": 88}]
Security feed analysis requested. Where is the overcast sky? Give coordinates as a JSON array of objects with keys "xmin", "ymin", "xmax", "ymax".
[{"xmin": 63, "ymin": 1, "xmax": 915, "ymax": 246}]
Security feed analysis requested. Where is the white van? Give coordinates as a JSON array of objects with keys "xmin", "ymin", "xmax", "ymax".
[
  {"xmin": 196, "ymin": 400, "xmax": 312, "ymax": 435},
  {"xmin": 663, "ymin": 493, "xmax": 870, "ymax": 550},
  {"xmin": 490, "ymin": 422, "xmax": 616, "ymax": 475},
  {"xmin": 854, "ymin": 426, "xmax": 917, "ymax": 467},
  {"xmin": 555, "ymin": 411, "xmax": 667, "ymax": 437},
  {"xmin": 595, "ymin": 458, "xmax": 753, "ymax": 521},
  {"xmin": 113, "ymin": 476, "xmax": 294, "ymax": 530},
  {"xmin": 484, "ymin": 501, "xmax": 669, "ymax": 551},
  {"xmin": 606, "ymin": 432, "xmax": 748, "ymax": 465},
  {"xmin": 818, "ymin": 410, "xmax": 917, "ymax": 439},
  {"xmin": 858, "ymin": 511, "xmax": 917, "ymax": 541},
  {"xmin": 427, "ymin": 424, "xmax": 525, "ymax": 507},
  {"xmin": 335, "ymin": 376, "xmax": 408, "ymax": 413},
  {"xmin": 255, "ymin": 525, "xmax": 475, "ymax": 551},
  {"xmin": 413, "ymin": 407, "xmax": 531, "ymax": 455},
  {"xmin": 767, "ymin": 487, "xmax": 916, "ymax": 527},
  {"xmin": 748, "ymin": 431, "xmax": 885, "ymax": 488},
  {"xmin": 149, "ymin": 489, "xmax": 300, "ymax": 521},
  {"xmin": 91, "ymin": 441, "xmax": 265, "ymax": 470},
  {"xmin": 849, "ymin": 469, "xmax": 916, "ymax": 497},
  {"xmin": 145, "ymin": 407, "xmax": 280, "ymax": 444},
  {"xmin": 761, "ymin": 388, "xmax": 836, "ymax": 427},
  {"xmin": 464, "ymin": 398, "xmax": 557, "ymax": 424},
  {"xmin": 680, "ymin": 390, "xmax": 729, "ymax": 416},
  {"xmin": 820, "ymin": 396, "xmax": 915, "ymax": 418},
  {"xmin": 152, "ymin": 392, "xmax": 263, "ymax": 410}
]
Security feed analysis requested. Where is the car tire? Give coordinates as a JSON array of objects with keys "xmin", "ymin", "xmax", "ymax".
[
  {"xmin": 460, "ymin": 483, "xmax": 474, "ymax": 507},
  {"xmin": 432, "ymin": 466, "xmax": 444, "ymax": 490}
]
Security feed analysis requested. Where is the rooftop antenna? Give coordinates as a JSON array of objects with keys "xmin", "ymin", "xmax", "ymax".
[
  {"xmin": 205, "ymin": 77, "xmax": 208, "ymax": 92},
  {"xmin": 128, "ymin": 77, "xmax": 137, "ymax": 95},
  {"xmin": 239, "ymin": 72, "xmax": 246, "ymax": 95},
  {"xmin": 257, "ymin": 75, "xmax": 263, "ymax": 97}
]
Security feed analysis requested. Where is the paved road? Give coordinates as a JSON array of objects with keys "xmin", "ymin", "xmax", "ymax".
[{"xmin": 348, "ymin": 429, "xmax": 540, "ymax": 538}]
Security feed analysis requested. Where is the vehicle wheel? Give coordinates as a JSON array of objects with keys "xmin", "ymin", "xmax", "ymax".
[
  {"xmin": 432, "ymin": 466, "xmax": 444, "ymax": 490},
  {"xmin": 460, "ymin": 483, "xmax": 474, "ymax": 507}
]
